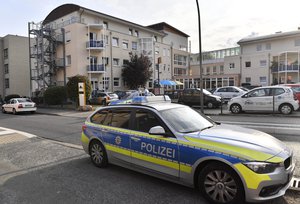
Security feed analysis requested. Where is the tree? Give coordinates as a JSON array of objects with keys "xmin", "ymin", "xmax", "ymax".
[
  {"xmin": 122, "ymin": 53, "xmax": 152, "ymax": 89},
  {"xmin": 66, "ymin": 75, "xmax": 92, "ymax": 105}
]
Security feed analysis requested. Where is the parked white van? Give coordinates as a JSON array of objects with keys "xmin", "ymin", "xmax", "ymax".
[{"xmin": 228, "ymin": 86, "xmax": 299, "ymax": 114}]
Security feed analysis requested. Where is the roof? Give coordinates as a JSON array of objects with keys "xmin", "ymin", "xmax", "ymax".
[
  {"xmin": 238, "ymin": 30, "xmax": 300, "ymax": 44},
  {"xmin": 43, "ymin": 4, "xmax": 165, "ymax": 36},
  {"xmin": 147, "ymin": 22, "xmax": 190, "ymax": 37}
]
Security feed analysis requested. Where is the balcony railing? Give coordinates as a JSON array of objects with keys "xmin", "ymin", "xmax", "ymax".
[
  {"xmin": 87, "ymin": 64, "xmax": 105, "ymax": 73},
  {"xmin": 86, "ymin": 40, "xmax": 105, "ymax": 50},
  {"xmin": 272, "ymin": 64, "xmax": 300, "ymax": 73}
]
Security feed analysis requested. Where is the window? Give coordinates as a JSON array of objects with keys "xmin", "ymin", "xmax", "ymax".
[
  {"xmin": 114, "ymin": 77, "xmax": 120, "ymax": 87},
  {"xmin": 174, "ymin": 54, "xmax": 187, "ymax": 66},
  {"xmin": 273, "ymin": 88, "xmax": 285, "ymax": 96},
  {"xmin": 132, "ymin": 42, "xmax": 137, "ymax": 50},
  {"xmin": 103, "ymin": 21, "xmax": 108, "ymax": 29},
  {"xmin": 256, "ymin": 44, "xmax": 262, "ymax": 51},
  {"xmin": 249, "ymin": 89, "xmax": 269, "ymax": 97},
  {"xmin": 265, "ymin": 43, "xmax": 271, "ymax": 50},
  {"xmin": 113, "ymin": 58, "xmax": 120, "ymax": 66},
  {"xmin": 206, "ymin": 67, "xmax": 210, "ymax": 75},
  {"xmin": 65, "ymin": 31, "xmax": 71, "ymax": 42},
  {"xmin": 102, "ymin": 57, "xmax": 109, "ymax": 66},
  {"xmin": 103, "ymin": 77, "xmax": 110, "ymax": 90},
  {"xmin": 295, "ymin": 39, "xmax": 300, "ymax": 46},
  {"xmin": 123, "ymin": 59, "xmax": 129, "ymax": 65},
  {"xmin": 112, "ymin": 37, "xmax": 119, "ymax": 47},
  {"xmin": 66, "ymin": 55, "xmax": 71, "ymax": 65},
  {"xmin": 245, "ymin": 61, "xmax": 251, "ymax": 68},
  {"xmin": 260, "ymin": 60, "xmax": 267, "ymax": 67},
  {"xmin": 4, "ymin": 64, "xmax": 9, "ymax": 74},
  {"xmin": 213, "ymin": 66, "xmax": 217, "ymax": 74},
  {"xmin": 134, "ymin": 30, "xmax": 139, "ymax": 37},
  {"xmin": 129, "ymin": 28, "xmax": 133, "ymax": 35},
  {"xmin": 102, "ymin": 110, "xmax": 131, "ymax": 129},
  {"xmin": 245, "ymin": 77, "xmax": 251, "ymax": 83},
  {"xmin": 260, "ymin": 76, "xmax": 267, "ymax": 83},
  {"xmin": 229, "ymin": 63, "xmax": 235, "ymax": 69},
  {"xmin": 91, "ymin": 110, "xmax": 109, "ymax": 124},
  {"xmin": 3, "ymin": 48, "xmax": 8, "ymax": 59},
  {"xmin": 134, "ymin": 109, "xmax": 162, "ymax": 133},
  {"xmin": 154, "ymin": 36, "xmax": 157, "ymax": 42},
  {"xmin": 122, "ymin": 41, "xmax": 129, "ymax": 49},
  {"xmin": 220, "ymin": 65, "xmax": 224, "ymax": 74},
  {"xmin": 5, "ymin": 78, "xmax": 9, "ymax": 88}
]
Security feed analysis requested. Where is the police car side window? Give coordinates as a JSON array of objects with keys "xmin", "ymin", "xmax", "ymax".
[
  {"xmin": 134, "ymin": 110, "xmax": 162, "ymax": 133},
  {"xmin": 110, "ymin": 110, "xmax": 131, "ymax": 129},
  {"xmin": 90, "ymin": 110, "xmax": 108, "ymax": 124}
]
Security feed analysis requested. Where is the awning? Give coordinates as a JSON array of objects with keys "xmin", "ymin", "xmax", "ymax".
[
  {"xmin": 159, "ymin": 80, "xmax": 176, "ymax": 86},
  {"xmin": 174, "ymin": 80, "xmax": 184, "ymax": 85}
]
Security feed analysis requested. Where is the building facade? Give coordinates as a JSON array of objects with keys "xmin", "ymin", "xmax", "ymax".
[
  {"xmin": 29, "ymin": 4, "xmax": 189, "ymax": 95},
  {"xmin": 0, "ymin": 35, "xmax": 31, "ymax": 98}
]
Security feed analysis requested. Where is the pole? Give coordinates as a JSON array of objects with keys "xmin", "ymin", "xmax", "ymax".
[{"xmin": 196, "ymin": 0, "xmax": 204, "ymax": 113}]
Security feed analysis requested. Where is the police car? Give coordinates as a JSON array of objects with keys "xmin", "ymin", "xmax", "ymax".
[{"xmin": 81, "ymin": 96, "xmax": 294, "ymax": 204}]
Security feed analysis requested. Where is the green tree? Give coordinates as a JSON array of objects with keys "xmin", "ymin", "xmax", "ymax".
[
  {"xmin": 66, "ymin": 75, "xmax": 91, "ymax": 105},
  {"xmin": 122, "ymin": 53, "xmax": 152, "ymax": 89}
]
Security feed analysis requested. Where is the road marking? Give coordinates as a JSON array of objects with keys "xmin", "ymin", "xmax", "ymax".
[
  {"xmin": 0, "ymin": 130, "xmax": 14, "ymax": 136},
  {"xmin": 0, "ymin": 127, "xmax": 37, "ymax": 138}
]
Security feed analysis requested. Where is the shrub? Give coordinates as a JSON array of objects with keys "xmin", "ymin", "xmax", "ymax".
[
  {"xmin": 66, "ymin": 75, "xmax": 91, "ymax": 105},
  {"xmin": 44, "ymin": 86, "xmax": 67, "ymax": 105},
  {"xmin": 4, "ymin": 94, "xmax": 21, "ymax": 102}
]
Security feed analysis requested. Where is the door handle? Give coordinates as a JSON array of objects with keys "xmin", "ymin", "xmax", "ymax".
[{"xmin": 131, "ymin": 137, "xmax": 141, "ymax": 142}]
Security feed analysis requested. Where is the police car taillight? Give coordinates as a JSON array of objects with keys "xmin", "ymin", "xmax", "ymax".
[{"xmin": 82, "ymin": 125, "xmax": 87, "ymax": 132}]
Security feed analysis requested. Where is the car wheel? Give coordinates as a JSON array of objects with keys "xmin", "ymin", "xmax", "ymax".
[
  {"xmin": 12, "ymin": 108, "xmax": 17, "ymax": 115},
  {"xmin": 1, "ymin": 107, "xmax": 6, "ymax": 113},
  {"xmin": 279, "ymin": 104, "xmax": 293, "ymax": 115},
  {"xmin": 207, "ymin": 102, "xmax": 214, "ymax": 109},
  {"xmin": 230, "ymin": 104, "xmax": 242, "ymax": 114},
  {"xmin": 198, "ymin": 162, "xmax": 244, "ymax": 204},
  {"xmin": 89, "ymin": 140, "xmax": 108, "ymax": 168}
]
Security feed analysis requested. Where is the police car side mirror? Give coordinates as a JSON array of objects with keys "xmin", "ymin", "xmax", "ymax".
[{"xmin": 149, "ymin": 126, "xmax": 166, "ymax": 135}]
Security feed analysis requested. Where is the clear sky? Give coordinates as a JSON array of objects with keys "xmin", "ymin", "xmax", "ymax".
[{"xmin": 1, "ymin": 0, "xmax": 300, "ymax": 53}]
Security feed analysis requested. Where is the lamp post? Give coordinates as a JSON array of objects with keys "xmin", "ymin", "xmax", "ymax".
[{"xmin": 196, "ymin": 0, "xmax": 204, "ymax": 113}]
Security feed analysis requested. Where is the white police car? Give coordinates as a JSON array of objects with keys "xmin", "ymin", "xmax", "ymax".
[{"xmin": 81, "ymin": 96, "xmax": 294, "ymax": 204}]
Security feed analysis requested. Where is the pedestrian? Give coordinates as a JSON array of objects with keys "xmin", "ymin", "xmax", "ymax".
[{"xmin": 144, "ymin": 87, "xmax": 149, "ymax": 96}]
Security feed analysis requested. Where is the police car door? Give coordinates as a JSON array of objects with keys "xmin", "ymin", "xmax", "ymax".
[
  {"xmin": 101, "ymin": 109, "xmax": 133, "ymax": 164},
  {"xmin": 130, "ymin": 109, "xmax": 179, "ymax": 177}
]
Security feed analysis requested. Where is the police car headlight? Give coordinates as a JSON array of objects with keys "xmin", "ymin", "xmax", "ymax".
[{"xmin": 243, "ymin": 162, "xmax": 279, "ymax": 174}]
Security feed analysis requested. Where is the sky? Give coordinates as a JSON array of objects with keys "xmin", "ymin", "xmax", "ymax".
[{"xmin": 1, "ymin": 0, "xmax": 300, "ymax": 53}]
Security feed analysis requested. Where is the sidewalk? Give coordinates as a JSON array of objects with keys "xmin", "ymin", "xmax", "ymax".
[{"xmin": 36, "ymin": 104, "xmax": 300, "ymax": 118}]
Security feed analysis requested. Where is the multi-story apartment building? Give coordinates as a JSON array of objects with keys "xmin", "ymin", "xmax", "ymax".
[
  {"xmin": 0, "ymin": 35, "xmax": 31, "ymax": 98},
  {"xmin": 238, "ymin": 30, "xmax": 300, "ymax": 86},
  {"xmin": 187, "ymin": 47, "xmax": 240, "ymax": 90},
  {"xmin": 29, "ymin": 4, "xmax": 189, "ymax": 95}
]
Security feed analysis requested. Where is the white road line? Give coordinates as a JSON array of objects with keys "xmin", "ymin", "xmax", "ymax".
[
  {"xmin": 0, "ymin": 127, "xmax": 37, "ymax": 138},
  {"xmin": 0, "ymin": 130, "xmax": 14, "ymax": 135}
]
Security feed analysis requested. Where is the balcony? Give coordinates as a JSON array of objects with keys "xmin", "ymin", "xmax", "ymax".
[
  {"xmin": 272, "ymin": 64, "xmax": 300, "ymax": 73},
  {"xmin": 86, "ymin": 40, "xmax": 105, "ymax": 50},
  {"xmin": 87, "ymin": 64, "xmax": 105, "ymax": 73}
]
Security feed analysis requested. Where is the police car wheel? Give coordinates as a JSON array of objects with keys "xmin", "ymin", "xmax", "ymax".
[
  {"xmin": 230, "ymin": 104, "xmax": 241, "ymax": 114},
  {"xmin": 198, "ymin": 162, "xmax": 244, "ymax": 204},
  {"xmin": 89, "ymin": 141, "xmax": 108, "ymax": 168},
  {"xmin": 279, "ymin": 104, "xmax": 292, "ymax": 115}
]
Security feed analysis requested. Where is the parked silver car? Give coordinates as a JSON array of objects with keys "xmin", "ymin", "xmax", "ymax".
[{"xmin": 213, "ymin": 86, "xmax": 246, "ymax": 102}]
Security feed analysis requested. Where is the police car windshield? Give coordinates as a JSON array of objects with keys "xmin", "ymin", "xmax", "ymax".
[{"xmin": 159, "ymin": 106, "xmax": 214, "ymax": 133}]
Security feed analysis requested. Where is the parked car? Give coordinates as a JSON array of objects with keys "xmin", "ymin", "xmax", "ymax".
[
  {"xmin": 81, "ymin": 96, "xmax": 294, "ymax": 204},
  {"xmin": 2, "ymin": 98, "xmax": 37, "ymax": 114},
  {"xmin": 228, "ymin": 86, "xmax": 299, "ymax": 114},
  {"xmin": 178, "ymin": 88, "xmax": 222, "ymax": 108},
  {"xmin": 88, "ymin": 92, "xmax": 119, "ymax": 105},
  {"xmin": 212, "ymin": 86, "xmax": 247, "ymax": 102},
  {"xmin": 279, "ymin": 84, "xmax": 300, "ymax": 104}
]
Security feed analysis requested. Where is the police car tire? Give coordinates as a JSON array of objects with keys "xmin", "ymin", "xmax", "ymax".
[
  {"xmin": 198, "ymin": 162, "xmax": 244, "ymax": 204},
  {"xmin": 89, "ymin": 140, "xmax": 108, "ymax": 168}
]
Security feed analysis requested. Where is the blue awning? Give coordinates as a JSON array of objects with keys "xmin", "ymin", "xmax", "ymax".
[{"xmin": 159, "ymin": 80, "xmax": 176, "ymax": 86}]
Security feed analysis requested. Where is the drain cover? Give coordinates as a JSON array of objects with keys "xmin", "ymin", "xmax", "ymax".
[{"xmin": 290, "ymin": 177, "xmax": 300, "ymax": 191}]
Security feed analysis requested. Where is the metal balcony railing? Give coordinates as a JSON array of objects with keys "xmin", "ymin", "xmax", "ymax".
[
  {"xmin": 86, "ymin": 40, "xmax": 105, "ymax": 49},
  {"xmin": 87, "ymin": 64, "xmax": 105, "ymax": 72},
  {"xmin": 272, "ymin": 64, "xmax": 300, "ymax": 73}
]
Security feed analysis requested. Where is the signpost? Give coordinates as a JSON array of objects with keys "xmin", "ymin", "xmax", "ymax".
[{"xmin": 78, "ymin": 82, "xmax": 86, "ymax": 106}]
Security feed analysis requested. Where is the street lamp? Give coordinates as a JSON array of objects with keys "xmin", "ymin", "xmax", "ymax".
[{"xmin": 196, "ymin": 0, "xmax": 204, "ymax": 113}]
